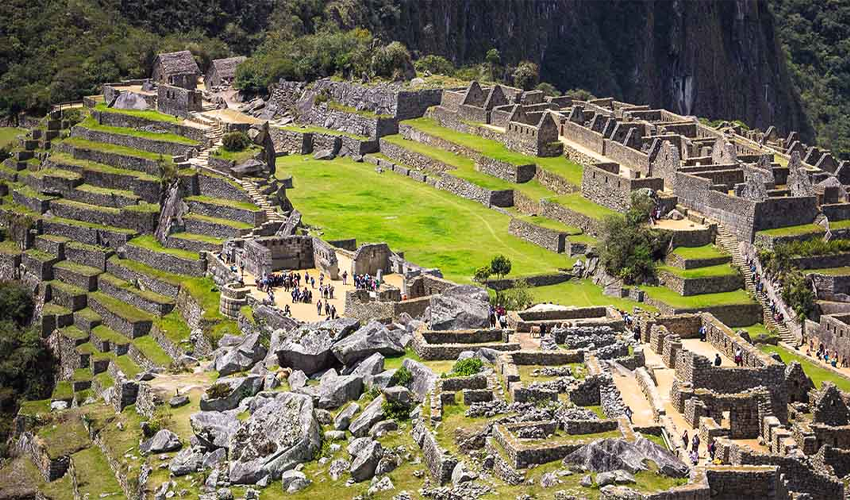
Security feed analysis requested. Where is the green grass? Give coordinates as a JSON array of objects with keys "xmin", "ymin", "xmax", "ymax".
[
  {"xmin": 384, "ymin": 347, "xmax": 455, "ymax": 375},
  {"xmin": 128, "ymin": 235, "xmax": 200, "ymax": 260},
  {"xmin": 51, "ymin": 381, "xmax": 73, "ymax": 401},
  {"xmin": 529, "ymin": 279, "xmax": 657, "ymax": 311},
  {"xmin": 42, "ymin": 303, "xmax": 71, "ymax": 316},
  {"xmin": 402, "ymin": 117, "xmax": 584, "ymax": 185},
  {"xmin": 93, "ymin": 371, "xmax": 114, "ymax": 389},
  {"xmin": 759, "ymin": 344, "xmax": 850, "ymax": 392},
  {"xmin": 185, "ymin": 194, "xmax": 259, "ymax": 211},
  {"xmin": 47, "ymin": 216, "xmax": 138, "ymax": 234},
  {"xmin": 113, "ymin": 355, "xmax": 142, "ymax": 379},
  {"xmin": 90, "ymin": 291, "xmax": 154, "ymax": 323},
  {"xmin": 276, "ymin": 154, "xmax": 572, "ymax": 283},
  {"xmin": 99, "ymin": 272, "xmax": 175, "ymax": 305},
  {"xmin": 277, "ymin": 124, "xmax": 369, "ymax": 141},
  {"xmin": 54, "ymin": 260, "xmax": 102, "ymax": 277},
  {"xmin": 17, "ymin": 399, "xmax": 51, "ymax": 417},
  {"xmin": 670, "ymin": 244, "xmax": 728, "ymax": 260},
  {"xmin": 510, "ymin": 212, "xmax": 582, "ymax": 234},
  {"xmin": 122, "ymin": 202, "xmax": 159, "ymax": 213},
  {"xmin": 63, "ymin": 137, "xmax": 175, "ymax": 164},
  {"xmin": 0, "ymin": 240, "xmax": 21, "ymax": 254},
  {"xmin": 133, "ymin": 336, "xmax": 173, "ymax": 366},
  {"xmin": 806, "ymin": 266, "xmax": 850, "ymax": 276},
  {"xmin": 65, "ymin": 241, "xmax": 109, "ymax": 254},
  {"xmin": 71, "ymin": 446, "xmax": 126, "ymax": 498},
  {"xmin": 550, "ymin": 192, "xmax": 620, "ymax": 221},
  {"xmin": 170, "ymin": 232, "xmax": 226, "ymax": 245},
  {"xmin": 73, "ymin": 367, "xmax": 93, "ymax": 381},
  {"xmin": 240, "ymin": 305, "xmax": 255, "ymax": 324},
  {"xmin": 657, "ymin": 263, "xmax": 739, "ymax": 278},
  {"xmin": 641, "ymin": 286, "xmax": 756, "ymax": 309},
  {"xmin": 29, "ymin": 168, "xmax": 82, "ymax": 180},
  {"xmin": 37, "ymin": 416, "xmax": 90, "ymax": 458},
  {"xmin": 14, "ymin": 185, "xmax": 56, "ymax": 202},
  {"xmin": 0, "ymin": 127, "xmax": 25, "ymax": 147},
  {"xmin": 79, "ymin": 116, "xmax": 199, "ymax": 145},
  {"xmin": 59, "ymin": 325, "xmax": 89, "ymax": 341},
  {"xmin": 757, "ymin": 223, "xmax": 825, "ymax": 238},
  {"xmin": 94, "ymin": 102, "xmax": 182, "ymax": 124},
  {"xmin": 48, "ymin": 152, "xmax": 159, "ymax": 182},
  {"xmin": 184, "ymin": 213, "xmax": 253, "ymax": 230},
  {"xmin": 52, "ymin": 198, "xmax": 120, "ymax": 215},
  {"xmin": 91, "ymin": 325, "xmax": 130, "ymax": 346},
  {"xmin": 75, "ymin": 183, "xmax": 139, "ymax": 199},
  {"xmin": 211, "ymin": 144, "xmax": 262, "ymax": 163},
  {"xmin": 154, "ymin": 310, "xmax": 191, "ymax": 344},
  {"xmin": 25, "ymin": 248, "xmax": 57, "ymax": 262}
]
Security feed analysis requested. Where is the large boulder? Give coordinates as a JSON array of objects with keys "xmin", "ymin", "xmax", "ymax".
[
  {"xmin": 349, "ymin": 396, "xmax": 386, "ymax": 437},
  {"xmin": 331, "ymin": 321, "xmax": 405, "ymax": 365},
  {"xmin": 190, "ymin": 410, "xmax": 240, "ymax": 449},
  {"xmin": 170, "ymin": 447, "xmax": 205, "ymax": 476},
  {"xmin": 140, "ymin": 429, "xmax": 182, "ymax": 455},
  {"xmin": 383, "ymin": 386, "xmax": 413, "ymax": 408},
  {"xmin": 276, "ymin": 319, "xmax": 359, "ymax": 374},
  {"xmin": 563, "ymin": 438, "xmax": 688, "ymax": 478},
  {"xmin": 228, "ymin": 392, "xmax": 321, "ymax": 484},
  {"xmin": 281, "ymin": 470, "xmax": 311, "ymax": 493},
  {"xmin": 428, "ymin": 285, "xmax": 490, "ymax": 331},
  {"xmin": 317, "ymin": 374, "xmax": 364, "ymax": 409},
  {"xmin": 350, "ymin": 353, "xmax": 385, "ymax": 386},
  {"xmin": 349, "ymin": 439, "xmax": 383, "ymax": 482},
  {"xmin": 334, "ymin": 402, "xmax": 360, "ymax": 431},
  {"xmin": 214, "ymin": 334, "xmax": 267, "ymax": 376},
  {"xmin": 402, "ymin": 358, "xmax": 437, "ymax": 402},
  {"xmin": 200, "ymin": 376, "xmax": 263, "ymax": 411},
  {"xmin": 112, "ymin": 92, "xmax": 149, "ymax": 110}
]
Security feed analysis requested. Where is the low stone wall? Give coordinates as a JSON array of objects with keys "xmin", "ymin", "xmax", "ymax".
[
  {"xmin": 538, "ymin": 199, "xmax": 603, "ymax": 237},
  {"xmin": 644, "ymin": 299, "xmax": 762, "ymax": 328},
  {"xmin": 412, "ymin": 328, "xmax": 520, "ymax": 360},
  {"xmin": 535, "ymin": 167, "xmax": 578, "ymax": 195},
  {"xmin": 124, "ymin": 243, "xmax": 207, "ymax": 277},
  {"xmin": 0, "ymin": 251, "xmax": 21, "ymax": 281},
  {"xmin": 665, "ymin": 252, "xmax": 730, "ymax": 270},
  {"xmin": 70, "ymin": 126, "xmax": 196, "ymax": 164},
  {"xmin": 412, "ymin": 421, "xmax": 458, "ymax": 485},
  {"xmin": 378, "ymin": 138, "xmax": 454, "ymax": 174},
  {"xmin": 197, "ymin": 171, "xmax": 253, "ymax": 204},
  {"xmin": 436, "ymin": 173, "xmax": 513, "ymax": 208},
  {"xmin": 507, "ymin": 218, "xmax": 566, "ymax": 253},
  {"xmin": 270, "ymin": 128, "xmax": 311, "ymax": 154},
  {"xmin": 657, "ymin": 270, "xmax": 743, "ymax": 296},
  {"xmin": 91, "ymin": 110, "xmax": 207, "ymax": 143},
  {"xmin": 484, "ymin": 272, "xmax": 572, "ymax": 291},
  {"xmin": 105, "ymin": 258, "xmax": 180, "ymax": 298},
  {"xmin": 301, "ymin": 103, "xmax": 398, "ymax": 140},
  {"xmin": 186, "ymin": 198, "xmax": 262, "ymax": 226}
]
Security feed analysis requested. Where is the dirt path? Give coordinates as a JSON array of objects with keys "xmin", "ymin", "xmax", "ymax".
[{"xmin": 611, "ymin": 370, "xmax": 655, "ymax": 427}]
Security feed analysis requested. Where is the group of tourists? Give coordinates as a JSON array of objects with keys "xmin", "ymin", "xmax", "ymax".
[
  {"xmin": 352, "ymin": 272, "xmax": 381, "ymax": 291},
  {"xmin": 316, "ymin": 299, "xmax": 338, "ymax": 320},
  {"xmin": 681, "ymin": 431, "xmax": 720, "ymax": 466},
  {"xmin": 805, "ymin": 338, "xmax": 848, "ymax": 368},
  {"xmin": 489, "ymin": 305, "xmax": 508, "ymax": 329},
  {"xmin": 746, "ymin": 258, "xmax": 786, "ymax": 326}
]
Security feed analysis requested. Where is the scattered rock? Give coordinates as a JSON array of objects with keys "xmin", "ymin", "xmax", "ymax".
[
  {"xmin": 313, "ymin": 149, "xmax": 336, "ymax": 161},
  {"xmin": 402, "ymin": 359, "xmax": 437, "ymax": 401},
  {"xmin": 324, "ymin": 430, "xmax": 346, "ymax": 441},
  {"xmin": 281, "ymin": 470, "xmax": 311, "ymax": 493},
  {"xmin": 214, "ymin": 334, "xmax": 267, "ymax": 376},
  {"xmin": 367, "ymin": 476, "xmax": 395, "ymax": 495},
  {"xmin": 317, "ymin": 374, "xmax": 364, "ymax": 409},
  {"xmin": 50, "ymin": 401, "xmax": 68, "ymax": 411},
  {"xmin": 169, "ymin": 395, "xmax": 189, "ymax": 408},
  {"xmin": 200, "ymin": 376, "xmax": 263, "ymax": 412},
  {"xmin": 369, "ymin": 419, "xmax": 398, "ymax": 437},
  {"xmin": 190, "ymin": 410, "xmax": 240, "ymax": 449},
  {"xmin": 349, "ymin": 396, "xmax": 386, "ymax": 437},
  {"xmin": 140, "ymin": 430, "xmax": 182, "ymax": 455},
  {"xmin": 451, "ymin": 462, "xmax": 477, "ymax": 484},
  {"xmin": 169, "ymin": 447, "xmax": 204, "ymax": 476},
  {"xmin": 429, "ymin": 285, "xmax": 490, "ymax": 331},
  {"xmin": 540, "ymin": 472, "xmax": 559, "ymax": 488},
  {"xmin": 332, "ymin": 321, "xmax": 405, "ymax": 365},
  {"xmin": 329, "ymin": 458, "xmax": 350, "ymax": 480},
  {"xmin": 334, "ymin": 402, "xmax": 360, "ymax": 431},
  {"xmin": 383, "ymin": 386, "xmax": 413, "ymax": 408},
  {"xmin": 580, "ymin": 475, "xmax": 593, "ymax": 487},
  {"xmin": 350, "ymin": 439, "xmax": 383, "ymax": 482}
]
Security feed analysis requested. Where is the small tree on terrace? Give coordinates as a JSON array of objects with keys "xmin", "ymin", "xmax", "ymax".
[{"xmin": 489, "ymin": 255, "xmax": 512, "ymax": 280}]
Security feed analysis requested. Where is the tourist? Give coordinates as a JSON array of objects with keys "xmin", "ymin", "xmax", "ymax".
[
  {"xmin": 692, "ymin": 434, "xmax": 700, "ymax": 453},
  {"xmin": 329, "ymin": 285, "xmax": 334, "ymax": 299},
  {"xmin": 734, "ymin": 348, "xmax": 743, "ymax": 366},
  {"xmin": 714, "ymin": 353, "xmax": 722, "ymax": 367},
  {"xmin": 624, "ymin": 407, "xmax": 632, "ymax": 422},
  {"xmin": 316, "ymin": 299, "xmax": 323, "ymax": 316},
  {"xmin": 330, "ymin": 304, "xmax": 337, "ymax": 320},
  {"xmin": 699, "ymin": 325, "xmax": 707, "ymax": 342},
  {"xmin": 633, "ymin": 327, "xmax": 641, "ymax": 343},
  {"xmin": 708, "ymin": 440, "xmax": 717, "ymax": 461},
  {"xmin": 689, "ymin": 450, "xmax": 698, "ymax": 465},
  {"xmin": 284, "ymin": 304, "xmax": 291, "ymax": 317},
  {"xmin": 342, "ymin": 271, "xmax": 348, "ymax": 285},
  {"xmin": 682, "ymin": 430, "xmax": 688, "ymax": 447},
  {"xmin": 489, "ymin": 305, "xmax": 497, "ymax": 328},
  {"xmin": 324, "ymin": 301, "xmax": 330, "ymax": 317}
]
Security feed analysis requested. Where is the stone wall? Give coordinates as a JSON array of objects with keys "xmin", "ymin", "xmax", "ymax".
[
  {"xmin": 157, "ymin": 85, "xmax": 202, "ymax": 118},
  {"xmin": 91, "ymin": 110, "xmax": 206, "ymax": 143},
  {"xmin": 412, "ymin": 421, "xmax": 457, "ymax": 485},
  {"xmin": 62, "ymin": 140, "xmax": 163, "ymax": 176},
  {"xmin": 300, "ymin": 103, "xmax": 398, "ymax": 140},
  {"xmin": 124, "ymin": 243, "xmax": 207, "ymax": 277},
  {"xmin": 580, "ymin": 162, "xmax": 664, "ymax": 212},
  {"xmin": 657, "ymin": 270, "xmax": 743, "ymax": 296},
  {"xmin": 703, "ymin": 466, "xmax": 787, "ymax": 500},
  {"xmin": 197, "ymin": 172, "xmax": 253, "ymax": 204},
  {"xmin": 538, "ymin": 199, "xmax": 604, "ymax": 237},
  {"xmin": 412, "ymin": 328, "xmax": 520, "ymax": 360},
  {"xmin": 269, "ymin": 128, "xmax": 311, "ymax": 154},
  {"xmin": 507, "ymin": 218, "xmax": 566, "ymax": 253},
  {"xmin": 307, "ymin": 79, "xmax": 443, "ymax": 120},
  {"xmin": 71, "ymin": 125, "xmax": 197, "ymax": 158},
  {"xmin": 437, "ymin": 173, "xmax": 513, "ymax": 208}
]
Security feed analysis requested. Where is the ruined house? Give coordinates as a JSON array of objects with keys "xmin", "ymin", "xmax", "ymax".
[
  {"xmin": 151, "ymin": 50, "xmax": 201, "ymax": 90},
  {"xmin": 205, "ymin": 56, "xmax": 247, "ymax": 91}
]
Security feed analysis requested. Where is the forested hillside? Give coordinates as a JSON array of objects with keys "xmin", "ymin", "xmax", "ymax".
[{"xmin": 0, "ymin": 0, "xmax": 847, "ymax": 156}]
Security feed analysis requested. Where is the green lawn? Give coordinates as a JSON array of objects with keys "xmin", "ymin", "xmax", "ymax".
[
  {"xmin": 79, "ymin": 116, "xmax": 198, "ymax": 145},
  {"xmin": 402, "ymin": 117, "xmax": 584, "ymax": 185},
  {"xmin": 807, "ymin": 266, "xmax": 850, "ymax": 276},
  {"xmin": 550, "ymin": 192, "xmax": 621, "ymax": 221},
  {"xmin": 641, "ymin": 286, "xmax": 756, "ymax": 309},
  {"xmin": 48, "ymin": 152, "xmax": 159, "ymax": 182},
  {"xmin": 93, "ymin": 102, "xmax": 182, "ymax": 124},
  {"xmin": 71, "ymin": 447, "xmax": 125, "ymax": 498},
  {"xmin": 671, "ymin": 244, "xmax": 728, "ymax": 260},
  {"xmin": 185, "ymin": 213, "xmax": 252, "ymax": 230},
  {"xmin": 757, "ymin": 223, "xmax": 825, "ymax": 238},
  {"xmin": 328, "ymin": 100, "xmax": 391, "ymax": 119},
  {"xmin": 529, "ymin": 279, "xmax": 655, "ymax": 312},
  {"xmin": 0, "ymin": 127, "xmax": 25, "ymax": 147},
  {"xmin": 657, "ymin": 263, "xmax": 739, "ymax": 278},
  {"xmin": 185, "ymin": 195, "xmax": 259, "ymax": 211},
  {"xmin": 511, "ymin": 212, "xmax": 582, "ymax": 234},
  {"xmin": 759, "ymin": 344, "xmax": 850, "ymax": 392},
  {"xmin": 276, "ymin": 155, "xmax": 571, "ymax": 283},
  {"xmin": 211, "ymin": 145, "xmax": 262, "ymax": 163}
]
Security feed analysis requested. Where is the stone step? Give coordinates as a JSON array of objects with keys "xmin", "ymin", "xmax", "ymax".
[
  {"xmin": 184, "ymin": 213, "xmax": 252, "ymax": 239},
  {"xmin": 64, "ymin": 241, "xmax": 115, "ymax": 271},
  {"xmin": 34, "ymin": 234, "xmax": 71, "ymax": 258},
  {"xmin": 58, "ymin": 325, "xmax": 90, "ymax": 346},
  {"xmin": 90, "ymin": 324, "xmax": 131, "ymax": 356},
  {"xmin": 97, "ymin": 272, "xmax": 175, "ymax": 317},
  {"xmin": 166, "ymin": 232, "xmax": 226, "ymax": 253},
  {"xmin": 125, "ymin": 237, "xmax": 207, "ymax": 277},
  {"xmin": 47, "ymin": 280, "xmax": 88, "ymax": 311},
  {"xmin": 54, "ymin": 261, "xmax": 103, "ymax": 292},
  {"xmin": 42, "ymin": 217, "xmax": 138, "ymax": 252},
  {"xmin": 73, "ymin": 307, "xmax": 102, "ymax": 333},
  {"xmin": 87, "ymin": 291, "xmax": 154, "ymax": 339},
  {"xmin": 66, "ymin": 183, "xmax": 140, "ymax": 208},
  {"xmin": 21, "ymin": 249, "xmax": 59, "ymax": 281}
]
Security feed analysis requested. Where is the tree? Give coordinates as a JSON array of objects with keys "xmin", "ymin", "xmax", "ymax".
[
  {"xmin": 473, "ymin": 265, "xmax": 492, "ymax": 284},
  {"xmin": 565, "ymin": 88, "xmax": 597, "ymax": 101},
  {"xmin": 414, "ymin": 55, "xmax": 454, "ymax": 76},
  {"xmin": 512, "ymin": 61, "xmax": 539, "ymax": 90},
  {"xmin": 599, "ymin": 191, "xmax": 670, "ymax": 284},
  {"xmin": 535, "ymin": 82, "xmax": 560, "ymax": 97},
  {"xmin": 782, "ymin": 270, "xmax": 816, "ymax": 322},
  {"xmin": 0, "ymin": 281, "xmax": 33, "ymax": 326},
  {"xmin": 485, "ymin": 48, "xmax": 501, "ymax": 81},
  {"xmin": 489, "ymin": 255, "xmax": 512, "ymax": 280},
  {"xmin": 371, "ymin": 41, "xmax": 413, "ymax": 80}
]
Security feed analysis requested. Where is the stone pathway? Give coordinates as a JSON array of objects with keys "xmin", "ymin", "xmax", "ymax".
[{"xmin": 610, "ymin": 370, "xmax": 655, "ymax": 427}]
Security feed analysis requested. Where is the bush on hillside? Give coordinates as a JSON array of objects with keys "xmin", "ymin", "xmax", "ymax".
[
  {"xmin": 415, "ymin": 55, "xmax": 455, "ymax": 76},
  {"xmin": 222, "ymin": 131, "xmax": 251, "ymax": 152},
  {"xmin": 451, "ymin": 358, "xmax": 483, "ymax": 377}
]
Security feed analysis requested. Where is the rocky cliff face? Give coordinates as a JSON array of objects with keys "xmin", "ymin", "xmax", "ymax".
[{"xmin": 381, "ymin": 0, "xmax": 812, "ymax": 138}]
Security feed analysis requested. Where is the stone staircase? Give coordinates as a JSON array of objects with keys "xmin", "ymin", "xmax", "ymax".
[
  {"xmin": 715, "ymin": 226, "xmax": 795, "ymax": 343},
  {"xmin": 236, "ymin": 177, "xmax": 285, "ymax": 223}
]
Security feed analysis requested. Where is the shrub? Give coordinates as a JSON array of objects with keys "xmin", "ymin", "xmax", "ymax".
[
  {"xmin": 221, "ymin": 131, "xmax": 251, "ymax": 152},
  {"xmin": 206, "ymin": 382, "xmax": 230, "ymax": 399},
  {"xmin": 565, "ymin": 88, "xmax": 597, "ymax": 101},
  {"xmin": 497, "ymin": 279, "xmax": 534, "ymax": 311},
  {"xmin": 535, "ymin": 82, "xmax": 560, "ymax": 97},
  {"xmin": 452, "ymin": 358, "xmax": 483, "ymax": 377},
  {"xmin": 415, "ymin": 55, "xmax": 455, "ymax": 76},
  {"xmin": 512, "ymin": 61, "xmax": 539, "ymax": 90},
  {"xmin": 381, "ymin": 398, "xmax": 411, "ymax": 421},
  {"xmin": 599, "ymin": 192, "xmax": 670, "ymax": 284},
  {"xmin": 62, "ymin": 108, "xmax": 83, "ymax": 126},
  {"xmin": 371, "ymin": 41, "xmax": 414, "ymax": 80},
  {"xmin": 0, "ymin": 281, "xmax": 34, "ymax": 327},
  {"xmin": 389, "ymin": 366, "xmax": 412, "ymax": 387},
  {"xmin": 782, "ymin": 270, "xmax": 816, "ymax": 321}
]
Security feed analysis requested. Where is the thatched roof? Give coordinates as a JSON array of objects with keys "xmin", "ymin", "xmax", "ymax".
[
  {"xmin": 209, "ymin": 56, "xmax": 247, "ymax": 80},
  {"xmin": 154, "ymin": 51, "xmax": 200, "ymax": 76}
]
